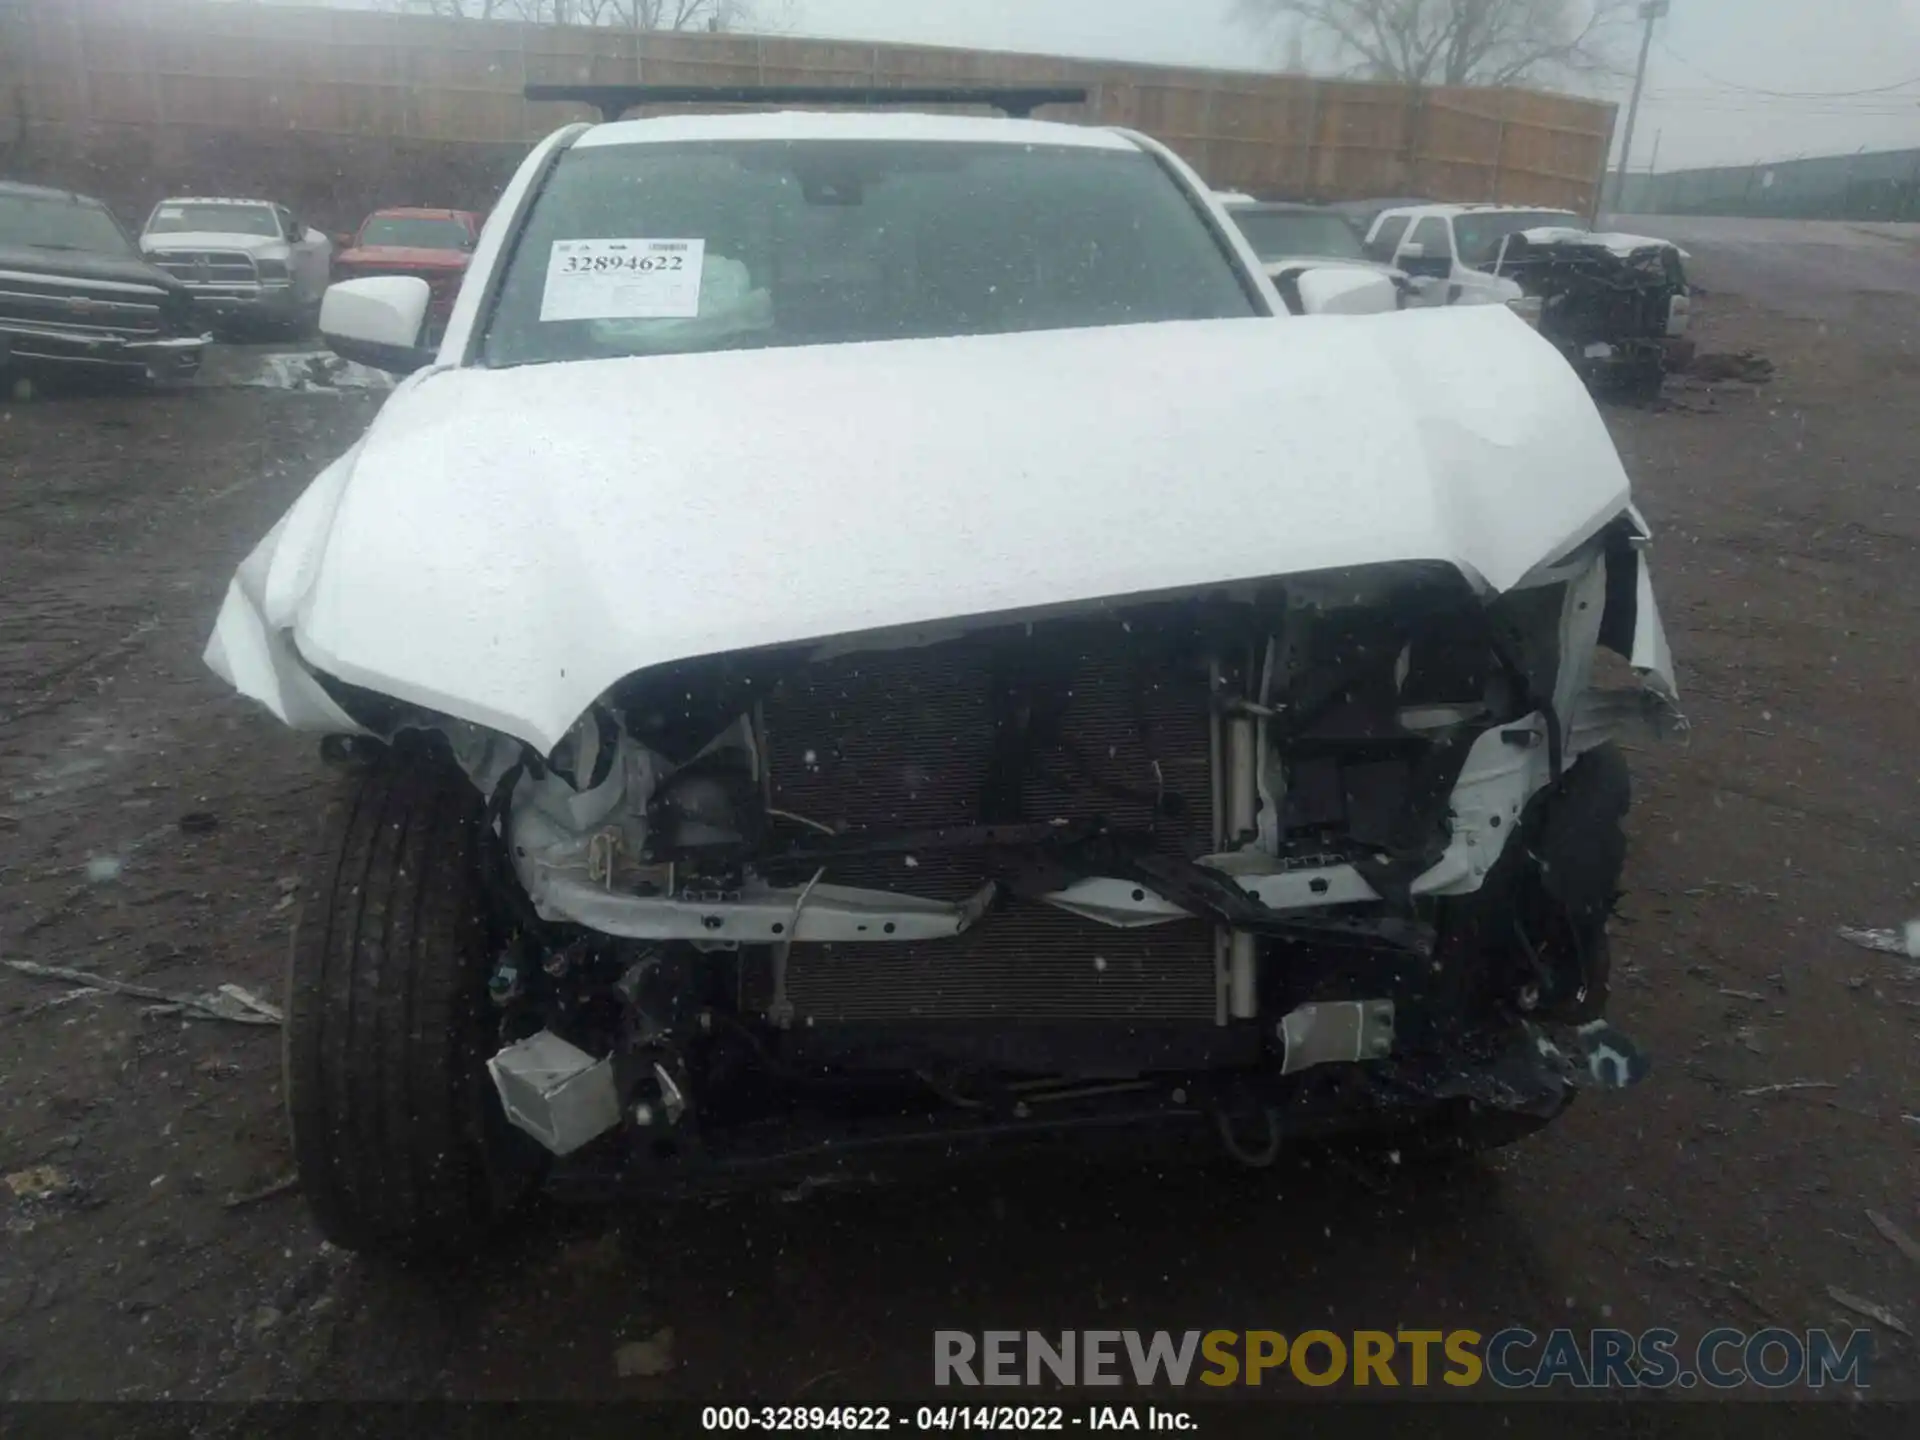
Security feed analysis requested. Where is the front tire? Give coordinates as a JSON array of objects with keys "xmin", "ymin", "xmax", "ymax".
[{"xmin": 285, "ymin": 748, "xmax": 542, "ymax": 1260}]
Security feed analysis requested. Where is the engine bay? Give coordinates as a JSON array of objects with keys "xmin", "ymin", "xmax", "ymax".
[{"xmin": 294, "ymin": 543, "xmax": 1675, "ymax": 1174}]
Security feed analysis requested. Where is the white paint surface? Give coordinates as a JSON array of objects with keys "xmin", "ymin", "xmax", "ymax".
[
  {"xmin": 230, "ymin": 352, "xmax": 394, "ymax": 393},
  {"xmin": 573, "ymin": 111, "xmax": 1138, "ymax": 151},
  {"xmin": 1291, "ymin": 266, "xmax": 1401, "ymax": 314},
  {"xmin": 138, "ymin": 231, "xmax": 288, "ymax": 259},
  {"xmin": 1521, "ymin": 227, "xmax": 1691, "ymax": 260},
  {"xmin": 215, "ymin": 305, "xmax": 1635, "ymax": 753}
]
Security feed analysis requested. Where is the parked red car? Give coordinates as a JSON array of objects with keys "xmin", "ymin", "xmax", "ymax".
[{"xmin": 332, "ymin": 208, "xmax": 481, "ymax": 329}]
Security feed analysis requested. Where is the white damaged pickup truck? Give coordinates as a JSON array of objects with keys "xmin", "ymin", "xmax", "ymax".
[{"xmin": 205, "ymin": 86, "xmax": 1683, "ymax": 1259}]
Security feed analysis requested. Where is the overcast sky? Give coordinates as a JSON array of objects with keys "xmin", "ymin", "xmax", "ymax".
[{"xmin": 773, "ymin": 0, "xmax": 1920, "ymax": 171}]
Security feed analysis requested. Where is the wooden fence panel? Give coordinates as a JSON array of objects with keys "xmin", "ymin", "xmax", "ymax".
[{"xmin": 0, "ymin": 0, "xmax": 1614, "ymax": 221}]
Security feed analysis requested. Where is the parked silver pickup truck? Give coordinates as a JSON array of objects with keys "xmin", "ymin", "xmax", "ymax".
[{"xmin": 139, "ymin": 196, "xmax": 333, "ymax": 336}]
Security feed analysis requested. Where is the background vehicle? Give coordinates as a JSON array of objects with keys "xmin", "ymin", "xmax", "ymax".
[
  {"xmin": 0, "ymin": 181, "xmax": 208, "ymax": 385},
  {"xmin": 139, "ymin": 197, "xmax": 333, "ymax": 336},
  {"xmin": 1327, "ymin": 196, "xmax": 1429, "ymax": 235},
  {"xmin": 1360, "ymin": 203, "xmax": 1566, "ymax": 310},
  {"xmin": 1492, "ymin": 227, "xmax": 1694, "ymax": 399},
  {"xmin": 208, "ymin": 87, "xmax": 1675, "ymax": 1260},
  {"xmin": 332, "ymin": 207, "xmax": 480, "ymax": 339},
  {"xmin": 1364, "ymin": 204, "xmax": 1691, "ymax": 395},
  {"xmin": 1218, "ymin": 198, "xmax": 1408, "ymax": 313}
]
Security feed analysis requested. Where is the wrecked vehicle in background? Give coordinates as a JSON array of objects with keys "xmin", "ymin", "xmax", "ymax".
[
  {"xmin": 1493, "ymin": 227, "xmax": 1693, "ymax": 399},
  {"xmin": 1364, "ymin": 203, "xmax": 1692, "ymax": 395},
  {"xmin": 204, "ymin": 85, "xmax": 1681, "ymax": 1260}
]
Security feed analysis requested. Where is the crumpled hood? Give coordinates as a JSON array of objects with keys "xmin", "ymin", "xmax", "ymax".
[
  {"xmin": 1519, "ymin": 227, "xmax": 1691, "ymax": 261},
  {"xmin": 141, "ymin": 231, "xmax": 287, "ymax": 257},
  {"xmin": 218, "ymin": 307, "xmax": 1635, "ymax": 752}
]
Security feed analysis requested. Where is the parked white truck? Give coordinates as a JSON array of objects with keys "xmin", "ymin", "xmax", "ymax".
[
  {"xmin": 139, "ymin": 197, "xmax": 333, "ymax": 335},
  {"xmin": 206, "ymin": 85, "xmax": 1679, "ymax": 1260}
]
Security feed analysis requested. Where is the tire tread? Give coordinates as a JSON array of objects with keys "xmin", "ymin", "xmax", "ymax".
[{"xmin": 285, "ymin": 754, "xmax": 532, "ymax": 1258}]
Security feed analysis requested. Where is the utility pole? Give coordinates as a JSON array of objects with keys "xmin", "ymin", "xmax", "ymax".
[{"xmin": 1612, "ymin": 0, "xmax": 1670, "ymax": 212}]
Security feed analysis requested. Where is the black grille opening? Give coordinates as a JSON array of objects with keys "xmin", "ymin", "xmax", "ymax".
[{"xmin": 757, "ymin": 619, "xmax": 1219, "ymax": 1023}]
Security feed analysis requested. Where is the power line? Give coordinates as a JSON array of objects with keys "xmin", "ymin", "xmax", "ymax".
[
  {"xmin": 1647, "ymin": 96, "xmax": 1920, "ymax": 106},
  {"xmin": 1642, "ymin": 95, "xmax": 1920, "ymax": 114},
  {"xmin": 1659, "ymin": 40, "xmax": 1920, "ymax": 99},
  {"xmin": 1648, "ymin": 85, "xmax": 1920, "ymax": 102}
]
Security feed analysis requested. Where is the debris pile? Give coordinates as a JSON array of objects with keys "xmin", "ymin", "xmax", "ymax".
[
  {"xmin": 3, "ymin": 960, "xmax": 282, "ymax": 1026},
  {"xmin": 1687, "ymin": 350, "xmax": 1776, "ymax": 385},
  {"xmin": 1837, "ymin": 922, "xmax": 1920, "ymax": 960},
  {"xmin": 222, "ymin": 351, "xmax": 394, "ymax": 394}
]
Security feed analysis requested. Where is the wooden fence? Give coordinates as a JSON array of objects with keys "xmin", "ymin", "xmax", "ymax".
[{"xmin": 0, "ymin": 0, "xmax": 1616, "ymax": 224}]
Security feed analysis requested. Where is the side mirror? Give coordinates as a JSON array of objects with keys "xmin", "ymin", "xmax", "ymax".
[
  {"xmin": 1400, "ymin": 274, "xmax": 1446, "ymax": 306},
  {"xmin": 1396, "ymin": 244, "xmax": 1453, "ymax": 280},
  {"xmin": 1293, "ymin": 267, "xmax": 1402, "ymax": 317},
  {"xmin": 320, "ymin": 277, "xmax": 434, "ymax": 374},
  {"xmin": 333, "ymin": 233, "xmax": 355, "ymax": 252}
]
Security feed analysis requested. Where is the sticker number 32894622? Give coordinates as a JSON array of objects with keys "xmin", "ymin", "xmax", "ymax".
[{"xmin": 540, "ymin": 238, "xmax": 707, "ymax": 322}]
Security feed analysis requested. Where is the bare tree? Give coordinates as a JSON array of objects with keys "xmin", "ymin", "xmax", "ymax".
[
  {"xmin": 376, "ymin": 0, "xmax": 768, "ymax": 28},
  {"xmin": 374, "ymin": 1, "xmax": 517, "ymax": 16},
  {"xmin": 613, "ymin": 1, "xmax": 755, "ymax": 27},
  {"xmin": 1234, "ymin": 0, "xmax": 1635, "ymax": 87}
]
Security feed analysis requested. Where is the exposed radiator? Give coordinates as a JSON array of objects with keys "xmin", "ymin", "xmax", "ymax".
[
  {"xmin": 758, "ymin": 620, "xmax": 1219, "ymax": 1023},
  {"xmin": 784, "ymin": 910, "xmax": 1218, "ymax": 1023}
]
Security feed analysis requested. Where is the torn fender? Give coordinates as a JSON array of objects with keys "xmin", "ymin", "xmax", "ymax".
[
  {"xmin": 203, "ymin": 444, "xmax": 369, "ymax": 734},
  {"xmin": 1630, "ymin": 548, "xmax": 1679, "ymax": 703}
]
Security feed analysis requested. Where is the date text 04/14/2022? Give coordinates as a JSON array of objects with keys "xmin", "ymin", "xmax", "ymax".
[{"xmin": 699, "ymin": 1405, "xmax": 1198, "ymax": 1432}]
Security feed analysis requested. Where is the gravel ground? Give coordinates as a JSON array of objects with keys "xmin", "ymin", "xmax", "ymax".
[{"xmin": 0, "ymin": 260, "xmax": 1916, "ymax": 1403}]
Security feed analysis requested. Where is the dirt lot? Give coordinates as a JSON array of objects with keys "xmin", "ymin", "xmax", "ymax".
[{"xmin": 1, "ymin": 261, "xmax": 1917, "ymax": 1404}]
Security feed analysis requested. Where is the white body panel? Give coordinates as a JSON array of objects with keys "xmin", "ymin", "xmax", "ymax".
[
  {"xmin": 1371, "ymin": 206, "xmax": 1566, "ymax": 309},
  {"xmin": 216, "ymin": 305, "xmax": 1638, "ymax": 754},
  {"xmin": 1518, "ymin": 226, "xmax": 1691, "ymax": 260},
  {"xmin": 572, "ymin": 110, "xmax": 1139, "ymax": 152},
  {"xmin": 141, "ymin": 229, "xmax": 287, "ymax": 259},
  {"xmin": 1290, "ymin": 266, "xmax": 1402, "ymax": 314}
]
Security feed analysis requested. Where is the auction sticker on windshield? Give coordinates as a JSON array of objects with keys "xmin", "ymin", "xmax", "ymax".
[{"xmin": 540, "ymin": 238, "xmax": 706, "ymax": 321}]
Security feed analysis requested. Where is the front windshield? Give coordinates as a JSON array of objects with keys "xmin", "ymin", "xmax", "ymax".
[
  {"xmin": 359, "ymin": 215, "xmax": 470, "ymax": 249},
  {"xmin": 1454, "ymin": 209, "xmax": 1585, "ymax": 266},
  {"xmin": 144, "ymin": 203, "xmax": 281, "ymax": 238},
  {"xmin": 481, "ymin": 140, "xmax": 1257, "ymax": 366},
  {"xmin": 1227, "ymin": 208, "xmax": 1366, "ymax": 262},
  {"xmin": 0, "ymin": 194, "xmax": 136, "ymax": 256}
]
